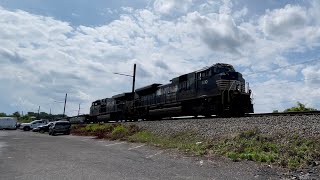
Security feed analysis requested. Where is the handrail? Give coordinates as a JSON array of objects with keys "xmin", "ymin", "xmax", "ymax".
[{"xmin": 227, "ymin": 80, "xmax": 236, "ymax": 103}]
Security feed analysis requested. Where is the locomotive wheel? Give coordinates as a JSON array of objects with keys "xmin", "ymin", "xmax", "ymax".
[
  {"xmin": 231, "ymin": 112, "xmax": 244, "ymax": 117},
  {"xmin": 217, "ymin": 113, "xmax": 230, "ymax": 118}
]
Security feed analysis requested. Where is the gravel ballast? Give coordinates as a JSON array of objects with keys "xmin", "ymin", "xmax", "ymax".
[{"xmin": 127, "ymin": 115, "xmax": 320, "ymax": 138}]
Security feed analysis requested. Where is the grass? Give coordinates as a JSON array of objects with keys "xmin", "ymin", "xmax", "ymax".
[
  {"xmin": 111, "ymin": 125, "xmax": 129, "ymax": 140},
  {"xmin": 71, "ymin": 124, "xmax": 133, "ymax": 139},
  {"xmin": 210, "ymin": 128, "xmax": 320, "ymax": 169},
  {"xmin": 71, "ymin": 124, "xmax": 320, "ymax": 169},
  {"xmin": 129, "ymin": 131, "xmax": 208, "ymax": 155}
]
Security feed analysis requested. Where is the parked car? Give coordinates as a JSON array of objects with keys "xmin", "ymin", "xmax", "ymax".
[
  {"xmin": 38, "ymin": 122, "xmax": 54, "ymax": 133},
  {"xmin": 49, "ymin": 121, "xmax": 71, "ymax": 136},
  {"xmin": 20, "ymin": 119, "xmax": 49, "ymax": 131},
  {"xmin": 0, "ymin": 117, "xmax": 17, "ymax": 130},
  {"xmin": 32, "ymin": 126, "xmax": 41, "ymax": 132}
]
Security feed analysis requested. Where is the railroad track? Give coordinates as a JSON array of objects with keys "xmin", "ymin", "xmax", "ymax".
[
  {"xmin": 170, "ymin": 111, "xmax": 320, "ymax": 120},
  {"xmin": 68, "ymin": 111, "xmax": 320, "ymax": 124},
  {"xmin": 247, "ymin": 111, "xmax": 320, "ymax": 117}
]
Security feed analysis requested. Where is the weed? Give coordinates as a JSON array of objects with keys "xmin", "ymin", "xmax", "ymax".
[
  {"xmin": 111, "ymin": 125, "xmax": 128, "ymax": 140},
  {"xmin": 226, "ymin": 152, "xmax": 239, "ymax": 161},
  {"xmin": 209, "ymin": 128, "xmax": 320, "ymax": 168},
  {"xmin": 238, "ymin": 128, "xmax": 259, "ymax": 139},
  {"xmin": 288, "ymin": 157, "xmax": 300, "ymax": 169},
  {"xmin": 127, "ymin": 124, "xmax": 140, "ymax": 135},
  {"xmin": 128, "ymin": 131, "xmax": 154, "ymax": 143}
]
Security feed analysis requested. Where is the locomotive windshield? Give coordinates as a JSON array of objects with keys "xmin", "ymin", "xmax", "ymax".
[{"xmin": 213, "ymin": 64, "xmax": 235, "ymax": 74}]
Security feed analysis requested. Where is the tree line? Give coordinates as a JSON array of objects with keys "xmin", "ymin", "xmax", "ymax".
[
  {"xmin": 273, "ymin": 102, "xmax": 317, "ymax": 113},
  {"xmin": 0, "ymin": 111, "xmax": 67, "ymax": 123}
]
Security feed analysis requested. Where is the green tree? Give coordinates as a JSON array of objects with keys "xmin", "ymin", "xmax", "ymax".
[
  {"xmin": 19, "ymin": 115, "xmax": 32, "ymax": 123},
  {"xmin": 272, "ymin": 110, "xmax": 279, "ymax": 113},
  {"xmin": 12, "ymin": 111, "xmax": 21, "ymax": 118},
  {"xmin": 0, "ymin": 112, "xmax": 7, "ymax": 117},
  {"xmin": 284, "ymin": 102, "xmax": 317, "ymax": 112}
]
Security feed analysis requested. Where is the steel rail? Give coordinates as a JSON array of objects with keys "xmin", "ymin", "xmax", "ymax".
[{"xmin": 246, "ymin": 111, "xmax": 320, "ymax": 117}]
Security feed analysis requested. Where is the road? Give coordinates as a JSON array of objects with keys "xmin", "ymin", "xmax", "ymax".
[{"xmin": 0, "ymin": 130, "xmax": 284, "ymax": 180}]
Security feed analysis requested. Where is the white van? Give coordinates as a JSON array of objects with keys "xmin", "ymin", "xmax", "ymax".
[{"xmin": 0, "ymin": 117, "xmax": 17, "ymax": 130}]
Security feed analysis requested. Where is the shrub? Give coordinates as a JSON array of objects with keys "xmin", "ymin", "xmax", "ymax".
[
  {"xmin": 128, "ymin": 131, "xmax": 154, "ymax": 143},
  {"xmin": 238, "ymin": 128, "xmax": 260, "ymax": 139},
  {"xmin": 226, "ymin": 152, "xmax": 239, "ymax": 161},
  {"xmin": 127, "ymin": 124, "xmax": 140, "ymax": 135},
  {"xmin": 111, "ymin": 125, "xmax": 128, "ymax": 140}
]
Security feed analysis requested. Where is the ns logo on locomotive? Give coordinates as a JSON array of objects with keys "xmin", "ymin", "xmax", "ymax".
[{"xmin": 88, "ymin": 63, "xmax": 253, "ymax": 122}]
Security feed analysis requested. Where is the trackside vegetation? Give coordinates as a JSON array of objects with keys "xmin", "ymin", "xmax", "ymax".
[
  {"xmin": 71, "ymin": 124, "xmax": 320, "ymax": 169},
  {"xmin": 273, "ymin": 101, "xmax": 317, "ymax": 113},
  {"xmin": 284, "ymin": 102, "xmax": 317, "ymax": 112}
]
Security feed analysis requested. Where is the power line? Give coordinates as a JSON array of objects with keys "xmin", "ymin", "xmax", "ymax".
[
  {"xmin": 244, "ymin": 58, "xmax": 320, "ymax": 77},
  {"xmin": 251, "ymin": 77, "xmax": 320, "ymax": 88}
]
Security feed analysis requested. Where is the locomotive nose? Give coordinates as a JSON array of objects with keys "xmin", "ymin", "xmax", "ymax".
[
  {"xmin": 217, "ymin": 72, "xmax": 242, "ymax": 80},
  {"xmin": 215, "ymin": 72, "xmax": 245, "ymax": 93}
]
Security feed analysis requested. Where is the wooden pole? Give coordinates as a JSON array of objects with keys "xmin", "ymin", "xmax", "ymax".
[{"xmin": 63, "ymin": 93, "xmax": 67, "ymax": 118}]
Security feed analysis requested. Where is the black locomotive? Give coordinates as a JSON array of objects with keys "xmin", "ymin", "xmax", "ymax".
[{"xmin": 89, "ymin": 63, "xmax": 253, "ymax": 122}]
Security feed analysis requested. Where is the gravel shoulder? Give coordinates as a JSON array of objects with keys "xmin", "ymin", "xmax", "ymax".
[{"xmin": 128, "ymin": 115, "xmax": 320, "ymax": 138}]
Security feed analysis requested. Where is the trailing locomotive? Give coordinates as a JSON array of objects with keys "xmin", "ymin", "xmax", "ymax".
[{"xmin": 90, "ymin": 63, "xmax": 253, "ymax": 122}]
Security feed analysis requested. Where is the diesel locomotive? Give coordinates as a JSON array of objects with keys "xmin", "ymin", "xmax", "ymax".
[{"xmin": 89, "ymin": 63, "xmax": 253, "ymax": 122}]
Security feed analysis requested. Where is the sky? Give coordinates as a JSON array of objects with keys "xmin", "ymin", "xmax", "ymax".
[{"xmin": 0, "ymin": 0, "xmax": 320, "ymax": 115}]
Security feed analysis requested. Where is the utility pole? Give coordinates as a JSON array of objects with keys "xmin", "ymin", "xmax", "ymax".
[
  {"xmin": 63, "ymin": 93, "xmax": 67, "ymax": 118},
  {"xmin": 132, "ymin": 63, "xmax": 136, "ymax": 99},
  {"xmin": 113, "ymin": 64, "xmax": 136, "ymax": 99},
  {"xmin": 78, "ymin": 103, "xmax": 81, "ymax": 116},
  {"xmin": 49, "ymin": 108, "xmax": 52, "ymax": 121},
  {"xmin": 37, "ymin": 106, "xmax": 40, "ymax": 119},
  {"xmin": 113, "ymin": 64, "xmax": 137, "ymax": 120}
]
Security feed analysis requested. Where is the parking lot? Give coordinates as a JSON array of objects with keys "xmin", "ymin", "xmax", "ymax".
[{"xmin": 0, "ymin": 130, "xmax": 283, "ymax": 180}]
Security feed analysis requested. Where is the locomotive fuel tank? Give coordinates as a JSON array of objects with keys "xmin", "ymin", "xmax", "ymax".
[
  {"xmin": 97, "ymin": 114, "xmax": 111, "ymax": 121},
  {"xmin": 148, "ymin": 106, "xmax": 182, "ymax": 117}
]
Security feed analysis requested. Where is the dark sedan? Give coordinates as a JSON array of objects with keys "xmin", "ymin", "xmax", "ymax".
[
  {"xmin": 49, "ymin": 121, "xmax": 71, "ymax": 136},
  {"xmin": 38, "ymin": 122, "xmax": 54, "ymax": 133}
]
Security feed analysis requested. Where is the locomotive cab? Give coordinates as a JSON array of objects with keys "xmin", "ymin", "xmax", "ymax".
[
  {"xmin": 213, "ymin": 63, "xmax": 253, "ymax": 116},
  {"xmin": 194, "ymin": 63, "xmax": 253, "ymax": 117},
  {"xmin": 90, "ymin": 100, "xmax": 101, "ymax": 117}
]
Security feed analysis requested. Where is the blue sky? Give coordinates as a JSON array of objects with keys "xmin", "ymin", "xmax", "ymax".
[
  {"xmin": 0, "ymin": 0, "xmax": 148, "ymax": 26},
  {"xmin": 0, "ymin": 0, "xmax": 320, "ymax": 115}
]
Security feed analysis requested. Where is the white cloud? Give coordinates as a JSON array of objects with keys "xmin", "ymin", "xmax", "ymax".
[
  {"xmin": 233, "ymin": 6, "xmax": 248, "ymax": 20},
  {"xmin": 153, "ymin": 0, "xmax": 193, "ymax": 15},
  {"xmin": 301, "ymin": 64, "xmax": 320, "ymax": 87},
  {"xmin": 260, "ymin": 4, "xmax": 308, "ymax": 38},
  {"xmin": 193, "ymin": 12, "xmax": 253, "ymax": 55}
]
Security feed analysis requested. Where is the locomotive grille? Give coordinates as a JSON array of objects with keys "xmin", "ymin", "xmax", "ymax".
[{"xmin": 216, "ymin": 80, "xmax": 245, "ymax": 92}]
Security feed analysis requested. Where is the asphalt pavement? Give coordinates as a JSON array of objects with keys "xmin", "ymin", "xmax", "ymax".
[{"xmin": 0, "ymin": 130, "xmax": 284, "ymax": 180}]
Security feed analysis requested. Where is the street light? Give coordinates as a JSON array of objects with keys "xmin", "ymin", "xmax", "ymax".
[{"xmin": 113, "ymin": 64, "xmax": 136, "ymax": 99}]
